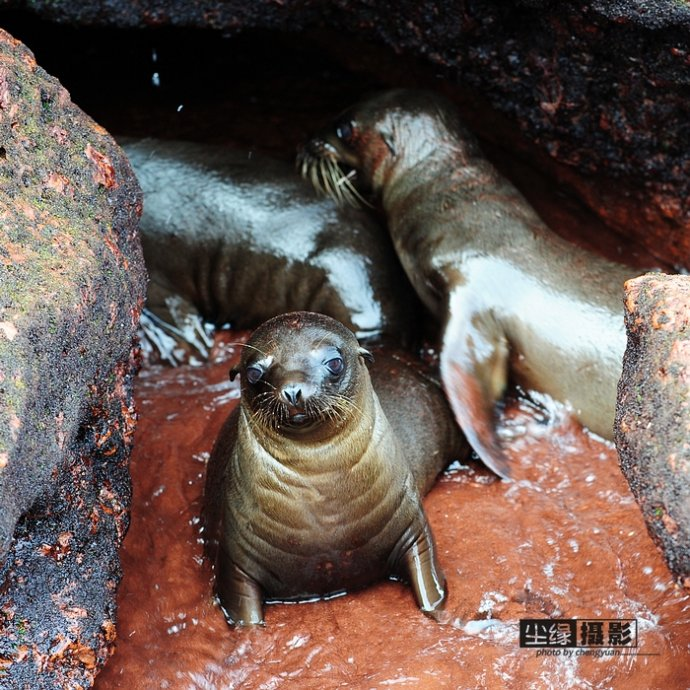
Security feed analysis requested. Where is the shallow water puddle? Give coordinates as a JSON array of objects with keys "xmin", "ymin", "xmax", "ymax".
[{"xmin": 94, "ymin": 333, "xmax": 690, "ymax": 690}]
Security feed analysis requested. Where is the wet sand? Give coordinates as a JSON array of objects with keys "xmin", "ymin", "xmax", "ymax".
[{"xmin": 95, "ymin": 335, "xmax": 690, "ymax": 690}]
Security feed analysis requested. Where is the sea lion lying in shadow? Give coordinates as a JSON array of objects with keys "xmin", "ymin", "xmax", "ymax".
[{"xmin": 121, "ymin": 138, "xmax": 422, "ymax": 363}]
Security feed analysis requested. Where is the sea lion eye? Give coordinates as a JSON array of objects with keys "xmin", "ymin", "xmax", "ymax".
[
  {"xmin": 325, "ymin": 356, "xmax": 344, "ymax": 376},
  {"xmin": 245, "ymin": 365, "xmax": 263, "ymax": 385},
  {"xmin": 336, "ymin": 120, "xmax": 355, "ymax": 143}
]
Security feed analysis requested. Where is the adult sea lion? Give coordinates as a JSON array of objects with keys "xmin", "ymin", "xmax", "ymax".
[
  {"xmin": 299, "ymin": 89, "xmax": 637, "ymax": 479},
  {"xmin": 121, "ymin": 138, "xmax": 421, "ymax": 361},
  {"xmin": 204, "ymin": 311, "xmax": 467, "ymax": 625}
]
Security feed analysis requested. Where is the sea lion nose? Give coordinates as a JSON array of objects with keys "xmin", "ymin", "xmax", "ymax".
[
  {"xmin": 303, "ymin": 138, "xmax": 336, "ymax": 158},
  {"xmin": 281, "ymin": 384, "xmax": 304, "ymax": 407}
]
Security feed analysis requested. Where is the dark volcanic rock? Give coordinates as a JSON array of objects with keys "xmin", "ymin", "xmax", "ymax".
[
  {"xmin": 0, "ymin": 0, "xmax": 325, "ymax": 29},
  {"xmin": 0, "ymin": 28, "xmax": 145, "ymax": 688},
  {"xmin": 2, "ymin": 0, "xmax": 690, "ymax": 266},
  {"xmin": 616, "ymin": 274, "xmax": 690, "ymax": 588}
]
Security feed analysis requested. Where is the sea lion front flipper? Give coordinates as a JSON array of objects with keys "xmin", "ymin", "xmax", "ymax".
[
  {"xmin": 216, "ymin": 548, "xmax": 265, "ymax": 626},
  {"xmin": 399, "ymin": 521, "xmax": 447, "ymax": 620},
  {"xmin": 440, "ymin": 289, "xmax": 513, "ymax": 479},
  {"xmin": 139, "ymin": 296, "xmax": 214, "ymax": 365}
]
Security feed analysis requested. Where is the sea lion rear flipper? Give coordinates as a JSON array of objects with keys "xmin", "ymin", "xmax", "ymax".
[
  {"xmin": 216, "ymin": 548, "xmax": 265, "ymax": 626},
  {"xmin": 399, "ymin": 521, "xmax": 447, "ymax": 620},
  {"xmin": 440, "ymin": 290, "xmax": 513, "ymax": 479}
]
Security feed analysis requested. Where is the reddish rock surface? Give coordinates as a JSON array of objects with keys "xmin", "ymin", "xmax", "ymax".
[
  {"xmin": 0, "ymin": 28, "xmax": 146, "ymax": 688},
  {"xmin": 95, "ymin": 337, "xmax": 690, "ymax": 689},
  {"xmin": 616, "ymin": 274, "xmax": 690, "ymax": 588}
]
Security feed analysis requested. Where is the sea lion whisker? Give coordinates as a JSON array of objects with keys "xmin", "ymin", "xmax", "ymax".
[
  {"xmin": 335, "ymin": 174, "xmax": 353, "ymax": 192},
  {"xmin": 303, "ymin": 399, "xmax": 323, "ymax": 423},
  {"xmin": 310, "ymin": 156, "xmax": 352, "ymax": 207},
  {"xmin": 306, "ymin": 157, "xmax": 320, "ymax": 186},
  {"xmin": 327, "ymin": 159, "xmax": 352, "ymax": 206},
  {"xmin": 255, "ymin": 399, "xmax": 282, "ymax": 431},
  {"xmin": 328, "ymin": 394, "xmax": 362, "ymax": 420},
  {"xmin": 339, "ymin": 183, "xmax": 356, "ymax": 208},
  {"xmin": 313, "ymin": 160, "xmax": 329, "ymax": 195},
  {"xmin": 306, "ymin": 165, "xmax": 317, "ymax": 190},
  {"xmin": 250, "ymin": 398, "xmax": 272, "ymax": 421},
  {"xmin": 315, "ymin": 158, "xmax": 337, "ymax": 201},
  {"xmin": 321, "ymin": 159, "xmax": 341, "ymax": 200},
  {"xmin": 337, "ymin": 168, "xmax": 372, "ymax": 209},
  {"xmin": 311, "ymin": 163, "xmax": 327, "ymax": 198},
  {"xmin": 310, "ymin": 163, "xmax": 321, "ymax": 194},
  {"xmin": 254, "ymin": 391, "xmax": 276, "ymax": 407},
  {"xmin": 345, "ymin": 179, "xmax": 372, "ymax": 209},
  {"xmin": 299, "ymin": 156, "xmax": 309, "ymax": 179},
  {"xmin": 305, "ymin": 158, "xmax": 316, "ymax": 185},
  {"xmin": 318, "ymin": 404, "xmax": 335, "ymax": 424},
  {"xmin": 334, "ymin": 169, "xmax": 354, "ymax": 189},
  {"xmin": 267, "ymin": 395, "xmax": 284, "ymax": 418},
  {"xmin": 300, "ymin": 157, "xmax": 311, "ymax": 183},
  {"xmin": 324, "ymin": 157, "xmax": 340, "ymax": 180},
  {"xmin": 318, "ymin": 156, "xmax": 366, "ymax": 209},
  {"xmin": 312, "ymin": 332, "xmax": 333, "ymax": 351},
  {"xmin": 327, "ymin": 403, "xmax": 349, "ymax": 425},
  {"xmin": 246, "ymin": 409, "xmax": 266, "ymax": 434},
  {"xmin": 250, "ymin": 393, "xmax": 287, "ymax": 432},
  {"xmin": 229, "ymin": 342, "xmax": 272, "ymax": 359}
]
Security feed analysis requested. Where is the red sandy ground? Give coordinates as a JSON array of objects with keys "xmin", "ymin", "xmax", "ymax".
[{"xmin": 95, "ymin": 335, "xmax": 690, "ymax": 690}]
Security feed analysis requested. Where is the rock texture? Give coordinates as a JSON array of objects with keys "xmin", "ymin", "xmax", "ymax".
[
  {"xmin": 616, "ymin": 274, "xmax": 690, "ymax": 588},
  {"xmin": 0, "ymin": 28, "xmax": 146, "ymax": 688},
  {"xmin": 1, "ymin": 0, "xmax": 689, "ymax": 266}
]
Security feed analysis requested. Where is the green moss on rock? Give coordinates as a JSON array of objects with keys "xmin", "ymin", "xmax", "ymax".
[{"xmin": 0, "ymin": 27, "xmax": 146, "ymax": 688}]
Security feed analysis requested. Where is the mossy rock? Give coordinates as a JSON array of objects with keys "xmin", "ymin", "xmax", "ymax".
[{"xmin": 0, "ymin": 28, "xmax": 146, "ymax": 688}]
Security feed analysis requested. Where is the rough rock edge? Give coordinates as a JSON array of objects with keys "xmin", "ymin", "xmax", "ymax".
[
  {"xmin": 615, "ymin": 273, "xmax": 690, "ymax": 588},
  {"xmin": 3, "ymin": 0, "xmax": 689, "ymax": 265},
  {"xmin": 0, "ymin": 351, "xmax": 138, "ymax": 689},
  {"xmin": 0, "ymin": 27, "xmax": 146, "ymax": 687}
]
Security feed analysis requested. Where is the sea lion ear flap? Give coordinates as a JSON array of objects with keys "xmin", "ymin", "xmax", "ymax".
[
  {"xmin": 358, "ymin": 347, "xmax": 374, "ymax": 364},
  {"xmin": 381, "ymin": 131, "xmax": 397, "ymax": 157},
  {"xmin": 229, "ymin": 367, "xmax": 240, "ymax": 382}
]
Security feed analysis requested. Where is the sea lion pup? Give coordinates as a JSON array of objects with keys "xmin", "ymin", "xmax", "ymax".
[
  {"xmin": 120, "ymin": 138, "xmax": 421, "ymax": 362},
  {"xmin": 204, "ymin": 311, "xmax": 467, "ymax": 625},
  {"xmin": 299, "ymin": 89, "xmax": 637, "ymax": 479}
]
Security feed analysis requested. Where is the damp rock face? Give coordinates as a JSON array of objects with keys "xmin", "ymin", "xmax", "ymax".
[
  {"xmin": 0, "ymin": 29, "xmax": 146, "ymax": 688},
  {"xmin": 615, "ymin": 274, "xmax": 690, "ymax": 588},
  {"xmin": 4, "ymin": 0, "xmax": 690, "ymax": 267}
]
